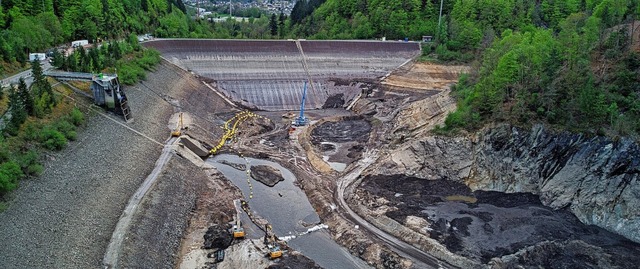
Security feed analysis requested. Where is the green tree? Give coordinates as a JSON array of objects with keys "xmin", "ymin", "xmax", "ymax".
[
  {"xmin": 19, "ymin": 74, "xmax": 35, "ymax": 116},
  {"xmin": 278, "ymin": 11, "xmax": 286, "ymax": 38},
  {"xmin": 0, "ymin": 161, "xmax": 23, "ymax": 193},
  {"xmin": 7, "ymin": 79, "xmax": 28, "ymax": 134},
  {"xmin": 269, "ymin": 13, "xmax": 278, "ymax": 36}
]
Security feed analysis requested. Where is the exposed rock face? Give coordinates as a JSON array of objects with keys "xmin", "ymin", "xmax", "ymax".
[
  {"xmin": 390, "ymin": 89, "xmax": 456, "ymax": 140},
  {"xmin": 375, "ymin": 124, "xmax": 640, "ymax": 243}
]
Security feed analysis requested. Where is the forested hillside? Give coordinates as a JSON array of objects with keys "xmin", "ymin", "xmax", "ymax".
[
  {"xmin": 0, "ymin": 0, "xmax": 189, "ymax": 63},
  {"xmin": 291, "ymin": 0, "xmax": 640, "ymax": 137}
]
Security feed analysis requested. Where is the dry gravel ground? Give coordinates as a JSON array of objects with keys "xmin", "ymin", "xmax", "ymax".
[
  {"xmin": 0, "ymin": 60, "xmax": 229, "ymax": 269},
  {"xmin": 119, "ymin": 157, "xmax": 203, "ymax": 268}
]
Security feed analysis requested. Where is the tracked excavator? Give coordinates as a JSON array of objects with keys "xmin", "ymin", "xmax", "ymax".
[
  {"xmin": 264, "ymin": 224, "xmax": 282, "ymax": 259},
  {"xmin": 232, "ymin": 216, "xmax": 245, "ymax": 239},
  {"xmin": 171, "ymin": 112, "xmax": 184, "ymax": 137}
]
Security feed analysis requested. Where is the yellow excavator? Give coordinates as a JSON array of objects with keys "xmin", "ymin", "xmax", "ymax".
[
  {"xmin": 264, "ymin": 224, "xmax": 282, "ymax": 259},
  {"xmin": 171, "ymin": 113, "xmax": 184, "ymax": 137},
  {"xmin": 232, "ymin": 215, "xmax": 245, "ymax": 239}
]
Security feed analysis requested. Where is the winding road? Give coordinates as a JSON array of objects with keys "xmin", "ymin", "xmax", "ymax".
[{"xmin": 335, "ymin": 150, "xmax": 455, "ymax": 269}]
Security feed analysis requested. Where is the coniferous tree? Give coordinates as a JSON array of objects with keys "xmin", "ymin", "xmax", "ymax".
[
  {"xmin": 269, "ymin": 13, "xmax": 278, "ymax": 36},
  {"xmin": 18, "ymin": 78, "xmax": 35, "ymax": 116},
  {"xmin": 7, "ymin": 79, "xmax": 28, "ymax": 133},
  {"xmin": 278, "ymin": 11, "xmax": 286, "ymax": 37}
]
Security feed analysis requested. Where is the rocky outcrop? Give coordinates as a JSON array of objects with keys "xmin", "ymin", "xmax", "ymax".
[
  {"xmin": 390, "ymin": 89, "xmax": 456, "ymax": 140},
  {"xmin": 250, "ymin": 165, "xmax": 284, "ymax": 187},
  {"xmin": 374, "ymin": 124, "xmax": 640, "ymax": 243}
]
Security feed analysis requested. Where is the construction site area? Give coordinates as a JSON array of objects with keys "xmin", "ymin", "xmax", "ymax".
[{"xmin": 2, "ymin": 39, "xmax": 640, "ymax": 269}]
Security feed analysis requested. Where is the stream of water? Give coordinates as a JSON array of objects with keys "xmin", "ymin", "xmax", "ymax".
[{"xmin": 207, "ymin": 154, "xmax": 370, "ymax": 269}]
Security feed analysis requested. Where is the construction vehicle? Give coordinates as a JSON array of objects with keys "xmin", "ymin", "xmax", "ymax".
[
  {"xmin": 264, "ymin": 224, "xmax": 282, "ymax": 259},
  {"xmin": 292, "ymin": 81, "xmax": 309, "ymax": 126},
  {"xmin": 171, "ymin": 112, "xmax": 184, "ymax": 137},
  {"xmin": 232, "ymin": 217, "xmax": 245, "ymax": 239}
]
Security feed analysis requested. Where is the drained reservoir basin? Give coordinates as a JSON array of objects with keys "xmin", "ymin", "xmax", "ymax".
[{"xmin": 207, "ymin": 154, "xmax": 370, "ymax": 269}]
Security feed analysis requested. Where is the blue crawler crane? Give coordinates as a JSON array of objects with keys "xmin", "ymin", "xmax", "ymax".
[{"xmin": 293, "ymin": 81, "xmax": 309, "ymax": 126}]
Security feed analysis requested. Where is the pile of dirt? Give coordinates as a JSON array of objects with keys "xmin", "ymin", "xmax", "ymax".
[
  {"xmin": 203, "ymin": 224, "xmax": 233, "ymax": 250},
  {"xmin": 322, "ymin": 93, "xmax": 345, "ymax": 108},
  {"xmin": 267, "ymin": 251, "xmax": 322, "ymax": 269},
  {"xmin": 250, "ymin": 165, "xmax": 284, "ymax": 187},
  {"xmin": 240, "ymin": 116, "xmax": 275, "ymax": 138},
  {"xmin": 382, "ymin": 62, "xmax": 469, "ymax": 91}
]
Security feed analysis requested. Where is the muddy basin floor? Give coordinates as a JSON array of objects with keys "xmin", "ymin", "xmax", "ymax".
[
  {"xmin": 356, "ymin": 175, "xmax": 640, "ymax": 267},
  {"xmin": 311, "ymin": 118, "xmax": 371, "ymax": 165}
]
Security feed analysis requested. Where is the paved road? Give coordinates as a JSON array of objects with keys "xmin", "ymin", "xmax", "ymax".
[
  {"xmin": 335, "ymin": 150, "xmax": 455, "ymax": 269},
  {"xmin": 2, "ymin": 61, "xmax": 52, "ymax": 88}
]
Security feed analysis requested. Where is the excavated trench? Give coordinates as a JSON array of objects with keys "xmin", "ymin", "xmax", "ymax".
[{"xmin": 355, "ymin": 175, "xmax": 640, "ymax": 268}]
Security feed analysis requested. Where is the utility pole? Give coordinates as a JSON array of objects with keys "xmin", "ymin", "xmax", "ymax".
[{"xmin": 438, "ymin": 0, "xmax": 444, "ymax": 30}]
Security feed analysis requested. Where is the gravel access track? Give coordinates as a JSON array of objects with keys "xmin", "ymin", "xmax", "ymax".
[
  {"xmin": 0, "ymin": 61, "xmax": 187, "ymax": 268},
  {"xmin": 119, "ymin": 157, "xmax": 204, "ymax": 268}
]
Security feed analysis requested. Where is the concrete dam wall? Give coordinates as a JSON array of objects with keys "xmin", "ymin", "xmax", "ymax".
[{"xmin": 144, "ymin": 39, "xmax": 420, "ymax": 111}]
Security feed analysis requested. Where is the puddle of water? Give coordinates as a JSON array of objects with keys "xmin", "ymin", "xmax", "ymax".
[
  {"xmin": 323, "ymin": 155, "xmax": 347, "ymax": 172},
  {"xmin": 207, "ymin": 154, "xmax": 370, "ymax": 269},
  {"xmin": 445, "ymin": 195, "xmax": 477, "ymax": 203}
]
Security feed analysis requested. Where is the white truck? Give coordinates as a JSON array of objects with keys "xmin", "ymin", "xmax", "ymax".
[
  {"xmin": 71, "ymin": 40, "xmax": 89, "ymax": 48},
  {"xmin": 29, "ymin": 53, "xmax": 46, "ymax": 61}
]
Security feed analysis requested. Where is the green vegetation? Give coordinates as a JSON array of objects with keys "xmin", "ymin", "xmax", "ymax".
[
  {"xmin": 52, "ymin": 34, "xmax": 161, "ymax": 85},
  {"xmin": 436, "ymin": 1, "xmax": 640, "ymax": 137},
  {"xmin": 0, "ymin": 99, "xmax": 86, "ymax": 195},
  {"xmin": 287, "ymin": 0, "xmax": 640, "ymax": 137},
  {"xmin": 0, "ymin": 58, "xmax": 87, "ymax": 198},
  {"xmin": 0, "ymin": 0, "xmax": 188, "ymax": 65}
]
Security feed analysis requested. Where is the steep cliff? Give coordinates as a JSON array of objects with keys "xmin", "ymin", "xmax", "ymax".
[{"xmin": 374, "ymin": 125, "xmax": 640, "ymax": 243}]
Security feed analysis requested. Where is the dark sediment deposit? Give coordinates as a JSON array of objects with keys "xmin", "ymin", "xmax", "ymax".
[
  {"xmin": 203, "ymin": 224, "xmax": 233, "ymax": 250},
  {"xmin": 268, "ymin": 252, "xmax": 322, "ymax": 269},
  {"xmin": 311, "ymin": 118, "xmax": 371, "ymax": 144},
  {"xmin": 311, "ymin": 118, "xmax": 371, "ymax": 165},
  {"xmin": 358, "ymin": 175, "xmax": 640, "ymax": 267},
  {"xmin": 250, "ymin": 165, "xmax": 285, "ymax": 187}
]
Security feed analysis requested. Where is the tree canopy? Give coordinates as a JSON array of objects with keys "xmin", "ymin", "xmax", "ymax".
[{"xmin": 288, "ymin": 0, "xmax": 640, "ymax": 136}]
